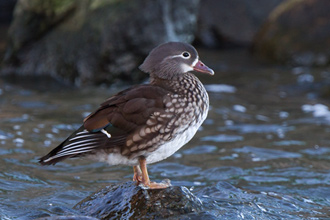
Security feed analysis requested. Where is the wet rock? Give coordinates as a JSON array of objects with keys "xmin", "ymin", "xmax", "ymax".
[
  {"xmin": 2, "ymin": 0, "xmax": 199, "ymax": 86},
  {"xmin": 196, "ymin": 0, "xmax": 285, "ymax": 47},
  {"xmin": 36, "ymin": 216, "xmax": 98, "ymax": 220},
  {"xmin": 74, "ymin": 181, "xmax": 203, "ymax": 219},
  {"xmin": 252, "ymin": 0, "xmax": 330, "ymax": 66}
]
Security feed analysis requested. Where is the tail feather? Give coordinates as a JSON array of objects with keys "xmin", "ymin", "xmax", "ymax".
[{"xmin": 39, "ymin": 126, "xmax": 105, "ymax": 165}]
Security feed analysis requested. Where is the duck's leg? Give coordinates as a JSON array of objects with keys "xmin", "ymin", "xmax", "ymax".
[
  {"xmin": 138, "ymin": 156, "xmax": 170, "ymax": 189},
  {"xmin": 133, "ymin": 165, "xmax": 142, "ymax": 183}
]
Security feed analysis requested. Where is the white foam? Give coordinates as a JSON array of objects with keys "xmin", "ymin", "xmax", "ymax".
[
  {"xmin": 302, "ymin": 104, "xmax": 330, "ymax": 119},
  {"xmin": 233, "ymin": 105, "xmax": 246, "ymax": 113}
]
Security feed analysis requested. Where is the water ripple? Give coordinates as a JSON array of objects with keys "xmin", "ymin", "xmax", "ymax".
[
  {"xmin": 218, "ymin": 124, "xmax": 295, "ymax": 134},
  {"xmin": 196, "ymin": 181, "xmax": 329, "ymax": 219},
  {"xmin": 150, "ymin": 162, "xmax": 202, "ymax": 178},
  {"xmin": 182, "ymin": 145, "xmax": 217, "ymax": 155},
  {"xmin": 201, "ymin": 134, "xmax": 244, "ymax": 142},
  {"xmin": 233, "ymin": 146, "xmax": 302, "ymax": 161}
]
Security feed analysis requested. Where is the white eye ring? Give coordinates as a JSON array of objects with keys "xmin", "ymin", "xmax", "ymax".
[{"xmin": 181, "ymin": 51, "xmax": 191, "ymax": 59}]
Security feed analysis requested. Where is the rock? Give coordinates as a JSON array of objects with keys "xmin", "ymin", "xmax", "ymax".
[
  {"xmin": 0, "ymin": 0, "xmax": 17, "ymax": 24},
  {"xmin": 36, "ymin": 216, "xmax": 98, "ymax": 220},
  {"xmin": 2, "ymin": 0, "xmax": 199, "ymax": 86},
  {"xmin": 0, "ymin": 0, "xmax": 16, "ymax": 60},
  {"xmin": 252, "ymin": 0, "xmax": 330, "ymax": 66},
  {"xmin": 74, "ymin": 181, "xmax": 203, "ymax": 219},
  {"xmin": 196, "ymin": 0, "xmax": 285, "ymax": 47}
]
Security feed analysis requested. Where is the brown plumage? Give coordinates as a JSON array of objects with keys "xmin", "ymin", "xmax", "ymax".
[{"xmin": 39, "ymin": 42, "xmax": 214, "ymax": 188}]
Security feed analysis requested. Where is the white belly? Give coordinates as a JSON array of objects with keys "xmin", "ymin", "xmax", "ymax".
[{"xmin": 145, "ymin": 121, "xmax": 201, "ymax": 164}]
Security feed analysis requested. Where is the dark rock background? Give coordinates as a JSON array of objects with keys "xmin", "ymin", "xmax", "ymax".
[
  {"xmin": 252, "ymin": 0, "xmax": 330, "ymax": 66},
  {"xmin": 0, "ymin": 0, "xmax": 16, "ymax": 59},
  {"xmin": 1, "ymin": 0, "xmax": 330, "ymax": 83},
  {"xmin": 1, "ymin": 0, "xmax": 199, "ymax": 86},
  {"xmin": 195, "ymin": 0, "xmax": 285, "ymax": 47}
]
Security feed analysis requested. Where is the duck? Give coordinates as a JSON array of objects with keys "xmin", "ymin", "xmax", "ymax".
[{"xmin": 39, "ymin": 42, "xmax": 214, "ymax": 189}]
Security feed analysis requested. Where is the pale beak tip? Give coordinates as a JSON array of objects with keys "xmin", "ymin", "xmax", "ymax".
[{"xmin": 193, "ymin": 60, "xmax": 215, "ymax": 75}]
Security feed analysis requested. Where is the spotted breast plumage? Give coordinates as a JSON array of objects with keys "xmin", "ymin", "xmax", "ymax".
[{"xmin": 39, "ymin": 42, "xmax": 214, "ymax": 188}]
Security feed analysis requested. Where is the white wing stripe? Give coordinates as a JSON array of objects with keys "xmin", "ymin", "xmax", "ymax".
[
  {"xmin": 62, "ymin": 138, "xmax": 100, "ymax": 150},
  {"xmin": 59, "ymin": 141, "xmax": 100, "ymax": 154},
  {"xmin": 52, "ymin": 146, "xmax": 96, "ymax": 158},
  {"xmin": 69, "ymin": 133, "xmax": 101, "ymax": 142},
  {"xmin": 42, "ymin": 148, "xmax": 93, "ymax": 163},
  {"xmin": 76, "ymin": 130, "xmax": 89, "ymax": 135}
]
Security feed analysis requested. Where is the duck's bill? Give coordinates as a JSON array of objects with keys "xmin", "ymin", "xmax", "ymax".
[{"xmin": 193, "ymin": 60, "xmax": 214, "ymax": 75}]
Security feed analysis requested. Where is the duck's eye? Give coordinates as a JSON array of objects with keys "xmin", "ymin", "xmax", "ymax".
[{"xmin": 182, "ymin": 52, "xmax": 190, "ymax": 58}]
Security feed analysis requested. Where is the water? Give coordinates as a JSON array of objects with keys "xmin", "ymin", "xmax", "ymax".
[{"xmin": 1, "ymin": 48, "xmax": 330, "ymax": 219}]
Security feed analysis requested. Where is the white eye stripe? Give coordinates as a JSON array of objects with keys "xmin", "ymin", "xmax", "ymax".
[
  {"xmin": 165, "ymin": 55, "xmax": 198, "ymax": 73},
  {"xmin": 167, "ymin": 52, "xmax": 191, "ymax": 60},
  {"xmin": 167, "ymin": 54, "xmax": 184, "ymax": 59}
]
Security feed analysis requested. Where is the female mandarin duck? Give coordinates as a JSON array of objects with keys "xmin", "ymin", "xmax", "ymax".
[{"xmin": 39, "ymin": 42, "xmax": 214, "ymax": 189}]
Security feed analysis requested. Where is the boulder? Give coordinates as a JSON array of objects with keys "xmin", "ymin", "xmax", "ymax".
[
  {"xmin": 0, "ymin": 0, "xmax": 16, "ymax": 60},
  {"xmin": 252, "ymin": 0, "xmax": 330, "ymax": 66},
  {"xmin": 0, "ymin": 0, "xmax": 17, "ymax": 23},
  {"xmin": 196, "ymin": 0, "xmax": 285, "ymax": 47},
  {"xmin": 2, "ymin": 0, "xmax": 199, "ymax": 86},
  {"xmin": 74, "ymin": 182, "xmax": 203, "ymax": 219}
]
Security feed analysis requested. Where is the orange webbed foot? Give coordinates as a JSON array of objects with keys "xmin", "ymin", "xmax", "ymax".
[
  {"xmin": 145, "ymin": 180, "xmax": 171, "ymax": 189},
  {"xmin": 135, "ymin": 157, "xmax": 171, "ymax": 189}
]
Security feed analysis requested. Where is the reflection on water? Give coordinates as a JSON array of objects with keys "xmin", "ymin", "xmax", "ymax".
[{"xmin": 1, "ymin": 49, "xmax": 330, "ymax": 219}]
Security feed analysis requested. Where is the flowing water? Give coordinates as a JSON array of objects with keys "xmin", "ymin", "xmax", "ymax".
[{"xmin": 1, "ymin": 48, "xmax": 330, "ymax": 219}]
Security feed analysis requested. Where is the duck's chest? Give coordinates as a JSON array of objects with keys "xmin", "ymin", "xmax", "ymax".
[{"xmin": 145, "ymin": 81, "xmax": 209, "ymax": 164}]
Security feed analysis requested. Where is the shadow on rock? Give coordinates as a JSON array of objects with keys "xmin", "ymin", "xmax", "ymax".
[{"xmin": 74, "ymin": 181, "xmax": 203, "ymax": 219}]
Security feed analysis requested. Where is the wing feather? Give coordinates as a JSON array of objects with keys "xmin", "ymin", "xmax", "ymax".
[{"xmin": 39, "ymin": 84, "xmax": 172, "ymax": 165}]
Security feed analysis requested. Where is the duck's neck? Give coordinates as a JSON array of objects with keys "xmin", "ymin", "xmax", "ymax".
[{"xmin": 150, "ymin": 72, "xmax": 206, "ymax": 96}]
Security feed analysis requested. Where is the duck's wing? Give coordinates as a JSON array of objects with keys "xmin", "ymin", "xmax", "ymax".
[{"xmin": 39, "ymin": 85, "xmax": 171, "ymax": 165}]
